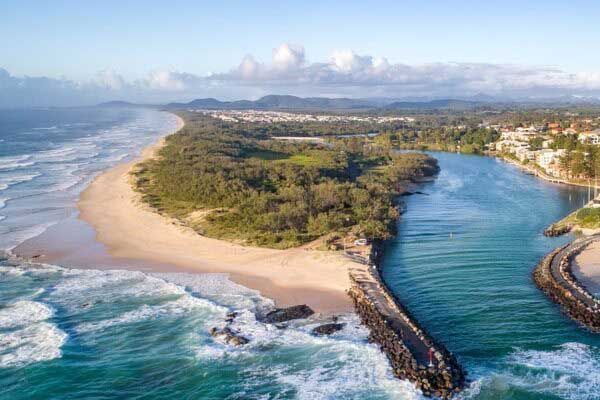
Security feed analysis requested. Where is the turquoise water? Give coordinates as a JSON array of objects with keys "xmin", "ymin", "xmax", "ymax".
[
  {"xmin": 1, "ymin": 109, "xmax": 599, "ymax": 399},
  {"xmin": 382, "ymin": 152, "xmax": 599, "ymax": 399}
]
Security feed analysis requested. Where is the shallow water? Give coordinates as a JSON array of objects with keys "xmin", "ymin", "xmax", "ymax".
[{"xmin": 382, "ymin": 152, "xmax": 599, "ymax": 399}]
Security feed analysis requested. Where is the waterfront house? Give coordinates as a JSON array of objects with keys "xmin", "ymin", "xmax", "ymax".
[
  {"xmin": 578, "ymin": 131, "xmax": 600, "ymax": 145},
  {"xmin": 536, "ymin": 149, "xmax": 565, "ymax": 171}
]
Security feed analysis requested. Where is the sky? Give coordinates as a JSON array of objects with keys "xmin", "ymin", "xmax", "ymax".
[{"xmin": 2, "ymin": 0, "xmax": 600, "ymax": 106}]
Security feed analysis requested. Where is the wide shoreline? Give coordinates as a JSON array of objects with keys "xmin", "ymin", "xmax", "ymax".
[{"xmin": 47, "ymin": 112, "xmax": 360, "ymax": 313}]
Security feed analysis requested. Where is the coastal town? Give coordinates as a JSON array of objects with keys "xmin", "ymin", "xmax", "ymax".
[
  {"xmin": 195, "ymin": 109, "xmax": 415, "ymax": 124},
  {"xmin": 487, "ymin": 119, "xmax": 600, "ymax": 180}
]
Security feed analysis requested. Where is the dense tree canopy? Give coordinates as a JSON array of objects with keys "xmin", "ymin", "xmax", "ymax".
[{"xmin": 135, "ymin": 113, "xmax": 439, "ymax": 248}]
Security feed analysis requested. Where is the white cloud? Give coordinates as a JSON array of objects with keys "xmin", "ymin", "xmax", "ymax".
[
  {"xmin": 272, "ymin": 43, "xmax": 305, "ymax": 71},
  {"xmin": 237, "ymin": 55, "xmax": 264, "ymax": 80},
  {"xmin": 146, "ymin": 71, "xmax": 187, "ymax": 91},
  {"xmin": 4, "ymin": 43, "xmax": 600, "ymax": 107},
  {"xmin": 94, "ymin": 69, "xmax": 125, "ymax": 90},
  {"xmin": 207, "ymin": 44, "xmax": 600, "ymax": 98},
  {"xmin": 330, "ymin": 50, "xmax": 373, "ymax": 73}
]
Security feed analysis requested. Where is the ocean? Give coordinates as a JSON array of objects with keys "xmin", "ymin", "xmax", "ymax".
[{"xmin": 0, "ymin": 108, "xmax": 413, "ymax": 400}]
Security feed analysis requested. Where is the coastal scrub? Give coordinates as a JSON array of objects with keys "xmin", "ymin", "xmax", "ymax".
[{"xmin": 134, "ymin": 112, "xmax": 439, "ymax": 249}]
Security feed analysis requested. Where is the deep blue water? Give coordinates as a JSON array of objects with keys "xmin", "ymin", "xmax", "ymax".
[{"xmin": 382, "ymin": 152, "xmax": 599, "ymax": 399}]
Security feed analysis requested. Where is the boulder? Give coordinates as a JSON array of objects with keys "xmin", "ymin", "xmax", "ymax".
[
  {"xmin": 209, "ymin": 327, "xmax": 249, "ymax": 346},
  {"xmin": 225, "ymin": 311, "xmax": 238, "ymax": 323},
  {"xmin": 312, "ymin": 323, "xmax": 345, "ymax": 336},
  {"xmin": 259, "ymin": 305, "xmax": 314, "ymax": 323}
]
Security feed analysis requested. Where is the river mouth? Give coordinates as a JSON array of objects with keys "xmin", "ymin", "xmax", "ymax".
[{"xmin": 381, "ymin": 151, "xmax": 600, "ymax": 399}]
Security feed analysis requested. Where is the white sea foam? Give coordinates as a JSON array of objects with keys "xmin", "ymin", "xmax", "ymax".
[
  {"xmin": 0, "ymin": 198, "xmax": 7, "ymax": 209},
  {"xmin": 35, "ymin": 147, "xmax": 77, "ymax": 159},
  {"xmin": 156, "ymin": 272, "xmax": 274, "ymax": 314},
  {"xmin": 104, "ymin": 153, "xmax": 129, "ymax": 163},
  {"xmin": 0, "ymin": 300, "xmax": 54, "ymax": 329},
  {"xmin": 53, "ymin": 269, "xmax": 186, "ymax": 300},
  {"xmin": 0, "ymin": 322, "xmax": 67, "ymax": 368},
  {"xmin": 0, "ymin": 155, "xmax": 31, "ymax": 166},
  {"xmin": 504, "ymin": 342, "xmax": 600, "ymax": 400},
  {"xmin": 182, "ymin": 284, "xmax": 420, "ymax": 400},
  {"xmin": 75, "ymin": 293, "xmax": 224, "ymax": 334},
  {"xmin": 230, "ymin": 312, "xmax": 422, "ymax": 400},
  {"xmin": 0, "ymin": 172, "xmax": 42, "ymax": 192},
  {"xmin": 45, "ymin": 172, "xmax": 86, "ymax": 193},
  {"xmin": 0, "ymin": 161, "xmax": 35, "ymax": 171}
]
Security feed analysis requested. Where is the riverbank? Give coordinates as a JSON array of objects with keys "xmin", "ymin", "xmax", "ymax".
[{"xmin": 60, "ymin": 114, "xmax": 361, "ymax": 313}]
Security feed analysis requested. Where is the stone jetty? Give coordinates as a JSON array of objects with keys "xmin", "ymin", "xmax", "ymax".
[
  {"xmin": 533, "ymin": 236, "xmax": 600, "ymax": 332},
  {"xmin": 347, "ymin": 245, "xmax": 465, "ymax": 398}
]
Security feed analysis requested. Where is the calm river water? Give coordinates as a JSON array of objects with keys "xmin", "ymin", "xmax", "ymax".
[{"xmin": 382, "ymin": 151, "xmax": 599, "ymax": 399}]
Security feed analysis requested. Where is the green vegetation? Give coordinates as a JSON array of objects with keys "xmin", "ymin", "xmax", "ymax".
[
  {"xmin": 575, "ymin": 207, "xmax": 600, "ymax": 228},
  {"xmin": 550, "ymin": 206, "xmax": 600, "ymax": 233},
  {"xmin": 134, "ymin": 113, "xmax": 439, "ymax": 249},
  {"xmin": 550, "ymin": 135, "xmax": 600, "ymax": 180},
  {"xmin": 386, "ymin": 127, "xmax": 500, "ymax": 154}
]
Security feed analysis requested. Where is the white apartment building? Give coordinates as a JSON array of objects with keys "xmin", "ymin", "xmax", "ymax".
[
  {"xmin": 578, "ymin": 131, "xmax": 600, "ymax": 145},
  {"xmin": 501, "ymin": 130, "xmax": 538, "ymax": 141},
  {"xmin": 495, "ymin": 139, "xmax": 528, "ymax": 153},
  {"xmin": 515, "ymin": 147, "xmax": 537, "ymax": 162},
  {"xmin": 536, "ymin": 149, "xmax": 565, "ymax": 170}
]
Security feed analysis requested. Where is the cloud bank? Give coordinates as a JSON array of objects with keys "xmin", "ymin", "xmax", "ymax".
[{"xmin": 2, "ymin": 43, "xmax": 600, "ymax": 107}]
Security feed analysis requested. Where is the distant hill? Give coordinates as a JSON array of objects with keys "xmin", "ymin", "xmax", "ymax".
[
  {"xmin": 165, "ymin": 95, "xmax": 376, "ymax": 110},
  {"xmin": 97, "ymin": 101, "xmax": 148, "ymax": 108},
  {"xmin": 384, "ymin": 99, "xmax": 481, "ymax": 110},
  {"xmin": 101, "ymin": 94, "xmax": 600, "ymax": 113}
]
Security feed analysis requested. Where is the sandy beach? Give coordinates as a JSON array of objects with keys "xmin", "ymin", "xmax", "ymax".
[
  {"xmin": 572, "ymin": 240, "xmax": 600, "ymax": 295},
  {"xmin": 65, "ymin": 115, "xmax": 356, "ymax": 313}
]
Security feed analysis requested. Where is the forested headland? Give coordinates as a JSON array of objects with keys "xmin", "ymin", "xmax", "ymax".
[{"xmin": 133, "ymin": 112, "xmax": 439, "ymax": 249}]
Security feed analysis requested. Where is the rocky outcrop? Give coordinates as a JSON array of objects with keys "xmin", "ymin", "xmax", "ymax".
[
  {"xmin": 312, "ymin": 323, "xmax": 345, "ymax": 336},
  {"xmin": 533, "ymin": 238, "xmax": 600, "ymax": 332},
  {"xmin": 210, "ymin": 327, "xmax": 249, "ymax": 346},
  {"xmin": 347, "ymin": 252, "xmax": 464, "ymax": 398},
  {"xmin": 259, "ymin": 305, "xmax": 314, "ymax": 323},
  {"xmin": 543, "ymin": 224, "xmax": 572, "ymax": 237}
]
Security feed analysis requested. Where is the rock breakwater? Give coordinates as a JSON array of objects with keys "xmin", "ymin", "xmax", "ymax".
[
  {"xmin": 347, "ymin": 246, "xmax": 464, "ymax": 398},
  {"xmin": 533, "ymin": 237, "xmax": 600, "ymax": 332}
]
